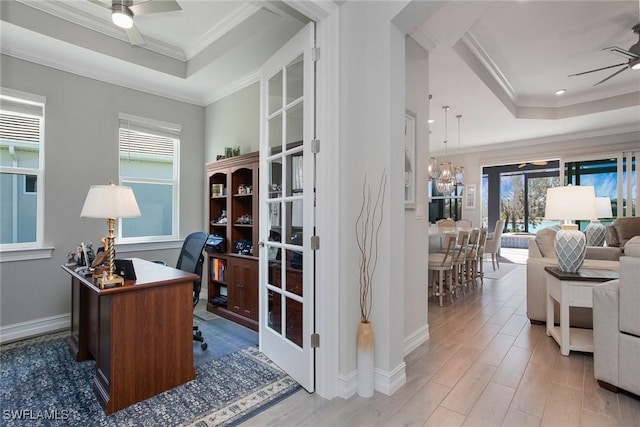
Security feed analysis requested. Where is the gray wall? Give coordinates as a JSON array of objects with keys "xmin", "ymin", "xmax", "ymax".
[
  {"xmin": 204, "ymin": 82, "xmax": 260, "ymax": 162},
  {"xmin": 0, "ymin": 55, "xmax": 205, "ymax": 333}
]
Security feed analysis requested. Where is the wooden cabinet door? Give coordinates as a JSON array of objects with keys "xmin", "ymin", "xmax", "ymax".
[{"xmin": 228, "ymin": 257, "xmax": 258, "ymax": 321}]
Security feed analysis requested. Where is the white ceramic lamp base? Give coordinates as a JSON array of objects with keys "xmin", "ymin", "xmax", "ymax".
[
  {"xmin": 585, "ymin": 220, "xmax": 606, "ymax": 246},
  {"xmin": 555, "ymin": 224, "xmax": 586, "ymax": 273}
]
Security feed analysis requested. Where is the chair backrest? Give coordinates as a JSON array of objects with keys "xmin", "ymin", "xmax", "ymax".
[
  {"xmin": 176, "ymin": 231, "xmax": 208, "ymax": 306},
  {"xmin": 466, "ymin": 228, "xmax": 480, "ymax": 256},
  {"xmin": 456, "ymin": 219, "xmax": 473, "ymax": 228},
  {"xmin": 440, "ymin": 231, "xmax": 457, "ymax": 266},
  {"xmin": 436, "ymin": 218, "xmax": 456, "ymax": 228},
  {"xmin": 453, "ymin": 230, "xmax": 470, "ymax": 261},
  {"xmin": 477, "ymin": 227, "xmax": 488, "ymax": 254}
]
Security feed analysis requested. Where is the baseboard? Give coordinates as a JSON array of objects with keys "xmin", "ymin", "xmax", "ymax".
[
  {"xmin": 403, "ymin": 324, "xmax": 429, "ymax": 356},
  {"xmin": 0, "ymin": 313, "xmax": 70, "ymax": 344},
  {"xmin": 336, "ymin": 361, "xmax": 407, "ymax": 398}
]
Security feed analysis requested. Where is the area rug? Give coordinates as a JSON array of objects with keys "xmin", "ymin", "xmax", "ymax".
[{"xmin": 0, "ymin": 333, "xmax": 300, "ymax": 426}]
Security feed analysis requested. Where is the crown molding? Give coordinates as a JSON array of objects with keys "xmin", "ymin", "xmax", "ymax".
[
  {"xmin": 461, "ymin": 31, "xmax": 517, "ymax": 103},
  {"xmin": 205, "ymin": 69, "xmax": 261, "ymax": 105},
  {"xmin": 183, "ymin": 2, "xmax": 261, "ymax": 60}
]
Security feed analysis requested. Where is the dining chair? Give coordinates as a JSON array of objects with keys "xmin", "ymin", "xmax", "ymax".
[
  {"xmin": 428, "ymin": 231, "xmax": 456, "ymax": 306},
  {"xmin": 464, "ymin": 228, "xmax": 480, "ymax": 292},
  {"xmin": 456, "ymin": 219, "xmax": 473, "ymax": 228},
  {"xmin": 474, "ymin": 227, "xmax": 488, "ymax": 286},
  {"xmin": 485, "ymin": 219, "xmax": 505, "ymax": 271},
  {"xmin": 451, "ymin": 230, "xmax": 470, "ymax": 299},
  {"xmin": 436, "ymin": 218, "xmax": 456, "ymax": 228}
]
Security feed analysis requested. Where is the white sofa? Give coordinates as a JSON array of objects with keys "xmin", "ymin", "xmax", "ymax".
[
  {"xmin": 526, "ymin": 227, "xmax": 620, "ymax": 328},
  {"xmin": 593, "ymin": 236, "xmax": 640, "ymax": 395}
]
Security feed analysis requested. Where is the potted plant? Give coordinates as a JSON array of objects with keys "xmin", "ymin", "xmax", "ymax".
[{"xmin": 355, "ymin": 171, "xmax": 387, "ymax": 398}]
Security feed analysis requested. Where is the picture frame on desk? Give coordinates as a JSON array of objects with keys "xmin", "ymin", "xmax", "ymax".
[{"xmin": 404, "ymin": 110, "xmax": 416, "ymax": 209}]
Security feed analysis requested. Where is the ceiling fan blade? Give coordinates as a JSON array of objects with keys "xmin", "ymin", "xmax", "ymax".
[
  {"xmin": 593, "ymin": 66, "xmax": 628, "ymax": 86},
  {"xmin": 604, "ymin": 46, "xmax": 640, "ymax": 60},
  {"xmin": 125, "ymin": 24, "xmax": 145, "ymax": 46},
  {"xmin": 568, "ymin": 62, "xmax": 628, "ymax": 77},
  {"xmin": 129, "ymin": 0, "xmax": 181, "ymax": 16}
]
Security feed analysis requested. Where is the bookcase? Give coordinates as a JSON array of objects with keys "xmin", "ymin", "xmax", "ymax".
[{"xmin": 205, "ymin": 152, "xmax": 259, "ymax": 331}]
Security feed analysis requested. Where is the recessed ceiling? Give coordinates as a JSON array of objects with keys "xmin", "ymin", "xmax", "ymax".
[{"xmin": 1, "ymin": 0, "xmax": 639, "ymax": 152}]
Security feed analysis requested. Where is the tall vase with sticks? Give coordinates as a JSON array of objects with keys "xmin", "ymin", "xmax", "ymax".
[{"xmin": 355, "ymin": 171, "xmax": 387, "ymax": 398}]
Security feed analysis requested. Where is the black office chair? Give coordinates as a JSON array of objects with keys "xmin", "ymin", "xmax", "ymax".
[{"xmin": 156, "ymin": 231, "xmax": 209, "ymax": 350}]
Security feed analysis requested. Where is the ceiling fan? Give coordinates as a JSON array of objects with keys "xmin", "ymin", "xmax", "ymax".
[
  {"xmin": 518, "ymin": 161, "xmax": 549, "ymax": 169},
  {"xmin": 89, "ymin": 0, "xmax": 182, "ymax": 46},
  {"xmin": 569, "ymin": 23, "xmax": 640, "ymax": 86}
]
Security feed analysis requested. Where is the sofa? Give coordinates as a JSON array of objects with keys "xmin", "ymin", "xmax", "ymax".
[
  {"xmin": 526, "ymin": 226, "xmax": 621, "ymax": 327},
  {"xmin": 593, "ymin": 236, "xmax": 640, "ymax": 395},
  {"xmin": 605, "ymin": 217, "xmax": 640, "ymax": 249}
]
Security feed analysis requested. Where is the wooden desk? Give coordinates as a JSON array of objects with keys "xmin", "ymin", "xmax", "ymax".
[
  {"xmin": 545, "ymin": 267, "xmax": 618, "ymax": 356},
  {"xmin": 63, "ymin": 258, "xmax": 198, "ymax": 414}
]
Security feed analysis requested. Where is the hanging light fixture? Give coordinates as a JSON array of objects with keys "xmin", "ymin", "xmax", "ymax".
[
  {"xmin": 427, "ymin": 94, "xmax": 438, "ymax": 181},
  {"xmin": 436, "ymin": 106, "xmax": 455, "ymax": 195},
  {"xmin": 454, "ymin": 114, "xmax": 465, "ymax": 186}
]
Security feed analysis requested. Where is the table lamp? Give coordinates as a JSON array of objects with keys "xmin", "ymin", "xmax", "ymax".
[
  {"xmin": 544, "ymin": 185, "xmax": 597, "ymax": 273},
  {"xmin": 585, "ymin": 197, "xmax": 612, "ymax": 246},
  {"xmin": 81, "ymin": 182, "xmax": 141, "ymax": 288}
]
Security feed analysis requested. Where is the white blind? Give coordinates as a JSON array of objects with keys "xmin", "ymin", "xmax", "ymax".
[
  {"xmin": 118, "ymin": 126, "xmax": 175, "ymax": 158},
  {"xmin": 0, "ymin": 113, "xmax": 41, "ymax": 144}
]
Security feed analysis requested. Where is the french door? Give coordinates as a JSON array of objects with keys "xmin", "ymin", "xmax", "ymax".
[{"xmin": 259, "ymin": 22, "xmax": 316, "ymax": 392}]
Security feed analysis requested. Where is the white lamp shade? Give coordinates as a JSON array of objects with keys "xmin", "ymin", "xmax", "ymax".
[
  {"xmin": 595, "ymin": 197, "xmax": 613, "ymax": 219},
  {"xmin": 544, "ymin": 185, "xmax": 597, "ymax": 221},
  {"xmin": 81, "ymin": 184, "xmax": 141, "ymax": 218}
]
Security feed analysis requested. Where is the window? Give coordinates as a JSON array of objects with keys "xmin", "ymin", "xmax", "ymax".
[
  {"xmin": 0, "ymin": 89, "xmax": 45, "ymax": 247},
  {"xmin": 118, "ymin": 114, "xmax": 180, "ymax": 242}
]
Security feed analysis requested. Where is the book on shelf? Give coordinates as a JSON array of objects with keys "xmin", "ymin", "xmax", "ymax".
[{"xmin": 211, "ymin": 258, "xmax": 227, "ymax": 282}]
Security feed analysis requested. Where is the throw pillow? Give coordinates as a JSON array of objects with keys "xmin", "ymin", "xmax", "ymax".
[{"xmin": 535, "ymin": 227, "xmax": 557, "ymax": 258}]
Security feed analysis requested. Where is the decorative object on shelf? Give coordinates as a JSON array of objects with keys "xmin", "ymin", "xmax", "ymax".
[
  {"xmin": 80, "ymin": 182, "xmax": 141, "ymax": 288},
  {"xmin": 233, "ymin": 239, "xmax": 253, "ymax": 255},
  {"xmin": 404, "ymin": 110, "xmax": 416, "ymax": 209},
  {"xmin": 224, "ymin": 146, "xmax": 241, "ymax": 158},
  {"xmin": 355, "ymin": 171, "xmax": 387, "ymax": 398},
  {"xmin": 585, "ymin": 196, "xmax": 612, "ymax": 246},
  {"xmin": 235, "ymin": 214, "xmax": 253, "ymax": 225},
  {"xmin": 211, "ymin": 184, "xmax": 224, "ymax": 197},
  {"xmin": 544, "ymin": 185, "xmax": 597, "ymax": 272},
  {"xmin": 212, "ymin": 210, "xmax": 227, "ymax": 224}
]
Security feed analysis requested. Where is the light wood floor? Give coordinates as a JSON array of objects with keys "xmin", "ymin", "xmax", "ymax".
[{"xmin": 241, "ymin": 262, "xmax": 640, "ymax": 427}]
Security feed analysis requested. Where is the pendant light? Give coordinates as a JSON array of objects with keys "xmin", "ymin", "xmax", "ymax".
[
  {"xmin": 454, "ymin": 114, "xmax": 465, "ymax": 186},
  {"xmin": 436, "ymin": 106, "xmax": 455, "ymax": 195}
]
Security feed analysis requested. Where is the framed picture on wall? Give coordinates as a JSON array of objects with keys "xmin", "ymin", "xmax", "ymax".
[
  {"xmin": 465, "ymin": 184, "xmax": 476, "ymax": 209},
  {"xmin": 404, "ymin": 110, "xmax": 416, "ymax": 209}
]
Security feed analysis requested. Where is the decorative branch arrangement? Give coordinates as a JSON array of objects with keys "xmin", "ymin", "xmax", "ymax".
[{"xmin": 355, "ymin": 171, "xmax": 387, "ymax": 323}]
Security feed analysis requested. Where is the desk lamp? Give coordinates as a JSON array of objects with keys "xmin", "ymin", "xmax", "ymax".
[
  {"xmin": 544, "ymin": 185, "xmax": 597, "ymax": 273},
  {"xmin": 81, "ymin": 182, "xmax": 141, "ymax": 288},
  {"xmin": 585, "ymin": 197, "xmax": 612, "ymax": 246}
]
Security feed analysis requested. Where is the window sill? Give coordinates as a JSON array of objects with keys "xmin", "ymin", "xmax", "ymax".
[{"xmin": 0, "ymin": 246, "xmax": 55, "ymax": 263}]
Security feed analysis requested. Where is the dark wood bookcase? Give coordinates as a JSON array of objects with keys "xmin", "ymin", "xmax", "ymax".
[{"xmin": 206, "ymin": 152, "xmax": 259, "ymax": 331}]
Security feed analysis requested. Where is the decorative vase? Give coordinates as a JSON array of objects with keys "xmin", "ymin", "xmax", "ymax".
[
  {"xmin": 585, "ymin": 220, "xmax": 606, "ymax": 246},
  {"xmin": 555, "ymin": 225, "xmax": 586, "ymax": 273},
  {"xmin": 357, "ymin": 320, "xmax": 374, "ymax": 398}
]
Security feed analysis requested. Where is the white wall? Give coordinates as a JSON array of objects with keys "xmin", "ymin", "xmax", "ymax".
[
  {"xmin": 338, "ymin": 1, "xmax": 408, "ymax": 395},
  {"xmin": 0, "ymin": 55, "xmax": 205, "ymax": 340},
  {"xmin": 403, "ymin": 36, "xmax": 430, "ymax": 355}
]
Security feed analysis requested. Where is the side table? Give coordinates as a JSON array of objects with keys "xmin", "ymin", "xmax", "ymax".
[{"xmin": 545, "ymin": 267, "xmax": 618, "ymax": 356}]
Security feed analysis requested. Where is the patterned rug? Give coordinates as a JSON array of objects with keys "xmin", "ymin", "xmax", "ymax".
[{"xmin": 0, "ymin": 332, "xmax": 300, "ymax": 426}]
